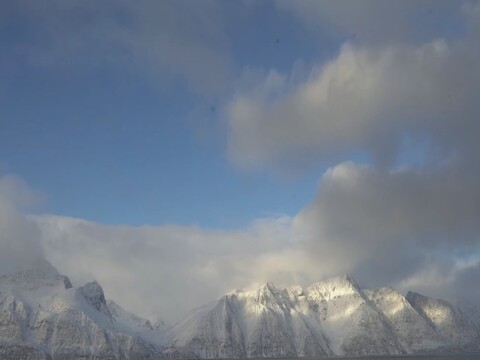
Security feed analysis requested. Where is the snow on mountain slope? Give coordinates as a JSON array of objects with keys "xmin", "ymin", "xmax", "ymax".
[
  {"xmin": 167, "ymin": 275, "xmax": 480, "ymax": 358},
  {"xmin": 459, "ymin": 301, "xmax": 480, "ymax": 330},
  {"xmin": 0, "ymin": 258, "xmax": 163, "ymax": 359},
  {"xmin": 168, "ymin": 276, "xmax": 405, "ymax": 358},
  {"xmin": 168, "ymin": 281, "xmax": 332, "ymax": 358},
  {"xmin": 1, "ymin": 260, "xmax": 479, "ymax": 359},
  {"xmin": 407, "ymin": 291, "xmax": 480, "ymax": 351},
  {"xmin": 304, "ymin": 276, "xmax": 404, "ymax": 356},
  {"xmin": 0, "ymin": 257, "xmax": 72, "ymax": 292},
  {"xmin": 365, "ymin": 287, "xmax": 453, "ymax": 353},
  {"xmin": 107, "ymin": 299, "xmax": 162, "ymax": 345}
]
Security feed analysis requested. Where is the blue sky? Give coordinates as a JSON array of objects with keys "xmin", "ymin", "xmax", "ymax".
[
  {"xmin": 0, "ymin": 1, "xmax": 340, "ymax": 228},
  {"xmin": 1, "ymin": 0, "xmax": 464, "ymax": 228},
  {"xmin": 2, "ymin": 0, "xmax": 480, "ymax": 319}
]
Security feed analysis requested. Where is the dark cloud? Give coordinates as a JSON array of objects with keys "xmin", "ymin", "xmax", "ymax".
[{"xmin": 294, "ymin": 161, "xmax": 480, "ymax": 288}]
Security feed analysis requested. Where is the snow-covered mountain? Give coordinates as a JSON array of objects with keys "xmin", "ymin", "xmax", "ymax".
[
  {"xmin": 406, "ymin": 291, "xmax": 480, "ymax": 351},
  {"xmin": 1, "ymin": 259, "xmax": 479, "ymax": 359},
  {"xmin": 167, "ymin": 275, "xmax": 480, "ymax": 358},
  {"xmin": 365, "ymin": 287, "xmax": 456, "ymax": 353},
  {"xmin": 0, "ymin": 258, "xmax": 163, "ymax": 359}
]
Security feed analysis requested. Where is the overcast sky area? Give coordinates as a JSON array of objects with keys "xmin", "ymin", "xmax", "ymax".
[{"xmin": 1, "ymin": 0, "xmax": 480, "ymax": 322}]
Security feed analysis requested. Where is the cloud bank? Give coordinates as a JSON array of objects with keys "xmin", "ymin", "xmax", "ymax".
[
  {"xmin": 31, "ymin": 159, "xmax": 480, "ymax": 321},
  {"xmin": 35, "ymin": 214, "xmax": 301, "ymax": 321},
  {"xmin": 294, "ymin": 161, "xmax": 480, "ymax": 289}
]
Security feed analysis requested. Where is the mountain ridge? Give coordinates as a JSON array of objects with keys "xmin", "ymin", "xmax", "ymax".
[
  {"xmin": 168, "ymin": 277, "xmax": 480, "ymax": 358},
  {"xmin": 0, "ymin": 258, "xmax": 479, "ymax": 359},
  {"xmin": 0, "ymin": 258, "xmax": 164, "ymax": 359}
]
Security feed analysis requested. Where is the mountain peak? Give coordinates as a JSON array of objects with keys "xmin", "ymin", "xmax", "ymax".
[
  {"xmin": 79, "ymin": 281, "xmax": 111, "ymax": 317},
  {"xmin": 0, "ymin": 257, "xmax": 72, "ymax": 290},
  {"xmin": 337, "ymin": 273, "xmax": 359, "ymax": 285},
  {"xmin": 262, "ymin": 281, "xmax": 277, "ymax": 292},
  {"xmin": 0, "ymin": 263, "xmax": 162, "ymax": 358},
  {"xmin": 307, "ymin": 274, "xmax": 361, "ymax": 298},
  {"xmin": 406, "ymin": 291, "xmax": 435, "ymax": 308},
  {"xmin": 368, "ymin": 286, "xmax": 404, "ymax": 299},
  {"xmin": 406, "ymin": 291, "xmax": 421, "ymax": 300}
]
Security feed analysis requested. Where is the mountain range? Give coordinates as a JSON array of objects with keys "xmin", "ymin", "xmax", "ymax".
[{"xmin": 0, "ymin": 258, "xmax": 478, "ymax": 359}]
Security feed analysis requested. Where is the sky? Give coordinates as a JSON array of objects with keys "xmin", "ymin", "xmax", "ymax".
[{"xmin": 1, "ymin": 0, "xmax": 480, "ymax": 322}]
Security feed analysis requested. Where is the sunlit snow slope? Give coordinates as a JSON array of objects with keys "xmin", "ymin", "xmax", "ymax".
[
  {"xmin": 168, "ymin": 276, "xmax": 480, "ymax": 358},
  {"xmin": 1, "ymin": 259, "xmax": 479, "ymax": 359}
]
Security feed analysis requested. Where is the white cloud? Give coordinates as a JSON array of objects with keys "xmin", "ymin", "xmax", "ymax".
[
  {"xmin": 221, "ymin": 3, "xmax": 480, "ymax": 308},
  {"xmin": 29, "ymin": 160, "xmax": 480, "ymax": 321},
  {"xmin": 226, "ymin": 33, "xmax": 480, "ymax": 170},
  {"xmin": 34, "ymin": 214, "xmax": 302, "ymax": 321},
  {"xmin": 0, "ymin": 167, "xmax": 477, "ymax": 322},
  {"xmin": 0, "ymin": 174, "xmax": 43, "ymax": 209},
  {"xmin": 0, "ymin": 175, "xmax": 44, "ymax": 275}
]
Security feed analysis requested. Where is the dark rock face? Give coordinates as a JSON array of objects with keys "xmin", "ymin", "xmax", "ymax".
[
  {"xmin": 63, "ymin": 276, "xmax": 73, "ymax": 289},
  {"xmin": 79, "ymin": 281, "xmax": 109, "ymax": 314}
]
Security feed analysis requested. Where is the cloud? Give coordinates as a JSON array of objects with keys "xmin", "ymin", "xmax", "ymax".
[
  {"xmin": 221, "ymin": 3, "xmax": 480, "ymax": 312},
  {"xmin": 0, "ymin": 174, "xmax": 43, "ymax": 209},
  {"xmin": 35, "ymin": 214, "xmax": 302, "ymax": 321},
  {"xmin": 30, "ymin": 159, "xmax": 480, "ymax": 321},
  {"xmin": 222, "ymin": 3, "xmax": 480, "ymax": 298},
  {"xmin": 0, "ymin": 175, "xmax": 44, "ymax": 275},
  {"xmin": 12, "ymin": 13, "xmax": 480, "ymax": 312},
  {"xmin": 1, "ymin": 0, "xmax": 232, "ymax": 96},
  {"xmin": 293, "ymin": 161, "xmax": 480, "ymax": 288},
  {"xmin": 277, "ymin": 0, "xmax": 462, "ymax": 45},
  {"xmin": 1, "ymin": 0, "xmax": 479, "ymax": 325},
  {"xmin": 226, "ymin": 33, "xmax": 480, "ymax": 170},
  {"xmin": 393, "ymin": 255, "xmax": 480, "ymax": 311},
  {"xmin": 0, "ymin": 166, "xmax": 475, "ymax": 323}
]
